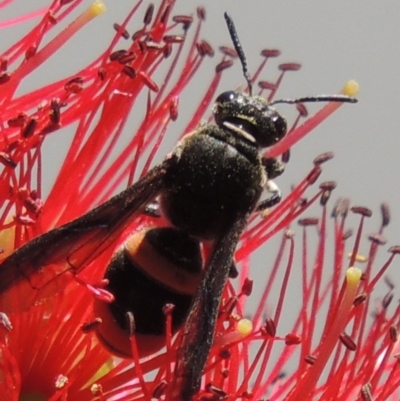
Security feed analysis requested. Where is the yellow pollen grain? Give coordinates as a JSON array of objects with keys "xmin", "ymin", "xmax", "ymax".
[
  {"xmin": 348, "ymin": 252, "xmax": 368, "ymax": 262},
  {"xmin": 346, "ymin": 266, "xmax": 362, "ymax": 287},
  {"xmin": 237, "ymin": 318, "xmax": 252, "ymax": 336},
  {"xmin": 342, "ymin": 80, "xmax": 359, "ymax": 96},
  {"xmin": 88, "ymin": 1, "xmax": 107, "ymax": 17}
]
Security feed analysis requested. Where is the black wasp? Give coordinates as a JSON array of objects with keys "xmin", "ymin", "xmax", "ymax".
[{"xmin": 0, "ymin": 12, "xmax": 357, "ymax": 401}]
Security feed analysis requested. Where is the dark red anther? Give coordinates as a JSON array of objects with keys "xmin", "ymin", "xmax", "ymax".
[
  {"xmin": 351, "ymin": 206, "xmax": 372, "ymax": 218},
  {"xmin": 64, "ymin": 76, "xmax": 84, "ymax": 93},
  {"xmin": 264, "ymin": 318, "xmax": 276, "ymax": 337},
  {"xmin": 353, "ymin": 293, "xmax": 367, "ymax": 306},
  {"xmin": 389, "ymin": 326, "xmax": 398, "ymax": 342},
  {"xmin": 197, "ymin": 40, "xmax": 214, "ymax": 57},
  {"xmin": 0, "ymin": 57, "xmax": 8, "ymax": 72},
  {"xmin": 279, "ymin": 62, "xmax": 302, "ymax": 71},
  {"xmin": 314, "ymin": 152, "xmax": 334, "ymax": 166},
  {"xmin": 241, "ymin": 278, "xmax": 253, "ymax": 296},
  {"xmin": 98, "ymin": 68, "xmax": 106, "ymax": 80},
  {"xmin": 381, "ymin": 203, "xmax": 390, "ymax": 227},
  {"xmin": 339, "ymin": 332, "xmax": 357, "ymax": 351},
  {"xmin": 388, "ymin": 245, "xmax": 400, "ymax": 254},
  {"xmin": 258, "ymin": 80, "xmax": 277, "ymax": 91},
  {"xmin": 122, "ymin": 66, "xmax": 136, "ymax": 79},
  {"xmin": 320, "ymin": 190, "xmax": 332, "ymax": 206},
  {"xmin": 163, "ymin": 35, "xmax": 184, "ymax": 44},
  {"xmin": 8, "ymin": 112, "xmax": 28, "ymax": 127},
  {"xmin": 282, "ymin": 149, "xmax": 290, "ymax": 164},
  {"xmin": 25, "ymin": 46, "xmax": 37, "ymax": 60},
  {"xmin": 152, "ymin": 381, "xmax": 167, "ymax": 398},
  {"xmin": 21, "ymin": 117, "xmax": 38, "ymax": 138},
  {"xmin": 384, "ymin": 276, "xmax": 395, "ymax": 290},
  {"xmin": 219, "ymin": 46, "xmax": 238, "ymax": 58},
  {"xmin": 219, "ymin": 348, "xmax": 231, "ymax": 359},
  {"xmin": 139, "ymin": 71, "xmax": 159, "ymax": 92},
  {"xmin": 113, "ymin": 23, "xmax": 130, "ymax": 39},
  {"xmin": 304, "ymin": 355, "xmax": 317, "ymax": 365},
  {"xmin": 215, "ymin": 60, "xmax": 233, "ymax": 73},
  {"xmin": 306, "ymin": 166, "xmax": 322, "ymax": 185},
  {"xmin": 0, "ymin": 72, "xmax": 10, "ymax": 84},
  {"xmin": 81, "ymin": 318, "xmax": 102, "ymax": 333},
  {"xmin": 296, "ymin": 103, "xmax": 308, "ymax": 116},
  {"xmin": 261, "ymin": 49, "xmax": 281, "ymax": 58},
  {"xmin": 382, "ymin": 292, "xmax": 393, "ymax": 309},
  {"xmin": 169, "ymin": 96, "xmax": 178, "ymax": 121},
  {"xmin": 109, "ymin": 49, "xmax": 127, "ymax": 62},
  {"xmin": 285, "ymin": 333, "xmax": 301, "ymax": 345},
  {"xmin": 319, "ymin": 181, "xmax": 337, "ymax": 191},
  {"xmin": 118, "ymin": 52, "xmax": 136, "ymax": 64},
  {"xmin": 50, "ymin": 99, "xmax": 61, "ymax": 124},
  {"xmin": 197, "ymin": 7, "xmax": 206, "ymax": 20},
  {"xmin": 368, "ymin": 233, "xmax": 387, "ymax": 245},
  {"xmin": 163, "ymin": 43, "xmax": 172, "ymax": 58},
  {"xmin": 172, "ymin": 15, "xmax": 193, "ymax": 27},
  {"xmin": 298, "ymin": 218, "xmax": 319, "ymax": 227},
  {"xmin": 143, "ymin": 3, "xmax": 154, "ymax": 25}
]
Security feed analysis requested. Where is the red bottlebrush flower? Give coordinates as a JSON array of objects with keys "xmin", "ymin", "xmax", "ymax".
[{"xmin": 4, "ymin": 2, "xmax": 395, "ymax": 401}]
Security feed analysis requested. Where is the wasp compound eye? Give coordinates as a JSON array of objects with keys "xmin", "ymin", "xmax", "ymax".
[
  {"xmin": 215, "ymin": 90, "xmax": 239, "ymax": 104},
  {"xmin": 262, "ymin": 110, "xmax": 287, "ymax": 147}
]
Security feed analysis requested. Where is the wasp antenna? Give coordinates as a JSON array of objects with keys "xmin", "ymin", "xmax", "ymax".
[
  {"xmin": 224, "ymin": 12, "xmax": 253, "ymax": 96},
  {"xmin": 270, "ymin": 94, "xmax": 358, "ymax": 106}
]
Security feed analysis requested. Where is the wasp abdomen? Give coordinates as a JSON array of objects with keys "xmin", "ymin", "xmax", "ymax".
[{"xmin": 93, "ymin": 227, "xmax": 203, "ymax": 358}]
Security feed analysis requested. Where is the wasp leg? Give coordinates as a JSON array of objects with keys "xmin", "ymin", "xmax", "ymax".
[
  {"xmin": 256, "ymin": 156, "xmax": 286, "ymax": 212},
  {"xmin": 256, "ymin": 180, "xmax": 282, "ymax": 211},
  {"xmin": 262, "ymin": 156, "xmax": 286, "ymax": 179}
]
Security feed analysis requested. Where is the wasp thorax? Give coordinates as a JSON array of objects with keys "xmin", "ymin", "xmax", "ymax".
[{"xmin": 213, "ymin": 91, "xmax": 287, "ymax": 148}]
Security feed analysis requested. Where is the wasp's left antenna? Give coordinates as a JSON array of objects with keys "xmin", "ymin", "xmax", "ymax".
[{"xmin": 224, "ymin": 12, "xmax": 253, "ymax": 96}]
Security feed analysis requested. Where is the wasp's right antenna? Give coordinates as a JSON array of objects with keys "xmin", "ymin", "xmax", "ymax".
[{"xmin": 224, "ymin": 12, "xmax": 253, "ymax": 96}]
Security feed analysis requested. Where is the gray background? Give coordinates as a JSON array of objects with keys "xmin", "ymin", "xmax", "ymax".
[{"xmin": 3, "ymin": 2, "xmax": 399, "ymax": 301}]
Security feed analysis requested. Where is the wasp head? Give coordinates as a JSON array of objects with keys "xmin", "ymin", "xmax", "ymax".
[{"xmin": 213, "ymin": 91, "xmax": 287, "ymax": 148}]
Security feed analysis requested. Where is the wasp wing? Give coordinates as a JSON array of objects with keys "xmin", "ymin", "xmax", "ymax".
[
  {"xmin": 173, "ymin": 212, "xmax": 250, "ymax": 401},
  {"xmin": 0, "ymin": 159, "xmax": 173, "ymax": 312}
]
